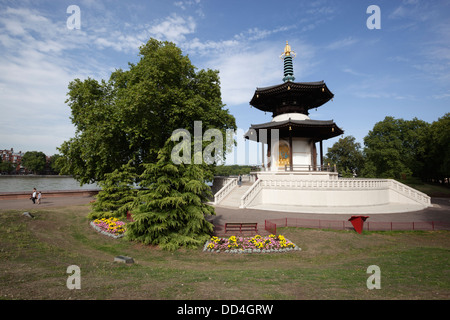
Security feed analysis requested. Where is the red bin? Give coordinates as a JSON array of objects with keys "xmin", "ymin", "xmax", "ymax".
[{"xmin": 348, "ymin": 215, "xmax": 369, "ymax": 234}]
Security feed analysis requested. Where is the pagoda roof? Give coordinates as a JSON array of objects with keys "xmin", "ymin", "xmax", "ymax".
[
  {"xmin": 249, "ymin": 81, "xmax": 334, "ymax": 115},
  {"xmin": 244, "ymin": 118, "xmax": 343, "ymax": 142}
]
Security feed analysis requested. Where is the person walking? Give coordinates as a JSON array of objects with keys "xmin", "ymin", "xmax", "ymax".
[
  {"xmin": 238, "ymin": 174, "xmax": 242, "ymax": 187},
  {"xmin": 31, "ymin": 188, "xmax": 36, "ymax": 204},
  {"xmin": 37, "ymin": 191, "xmax": 42, "ymax": 204}
]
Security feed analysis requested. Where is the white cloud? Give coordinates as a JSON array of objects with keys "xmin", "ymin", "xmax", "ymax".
[
  {"xmin": 174, "ymin": 0, "xmax": 201, "ymax": 10},
  {"xmin": 0, "ymin": 6, "xmax": 111, "ymax": 154},
  {"xmin": 208, "ymin": 49, "xmax": 281, "ymax": 105},
  {"xmin": 0, "ymin": 5, "xmax": 205, "ymax": 154},
  {"xmin": 344, "ymin": 75, "xmax": 416, "ymax": 101},
  {"xmin": 0, "ymin": 3, "xmax": 320, "ymax": 155},
  {"xmin": 326, "ymin": 37, "xmax": 358, "ymax": 50},
  {"xmin": 183, "ymin": 37, "xmax": 240, "ymax": 55},
  {"xmin": 174, "ymin": 0, "xmax": 204, "ymax": 17},
  {"xmin": 388, "ymin": 0, "xmax": 439, "ymax": 23},
  {"xmin": 342, "ymin": 68, "xmax": 366, "ymax": 77},
  {"xmin": 203, "ymin": 40, "xmax": 316, "ymax": 106},
  {"xmin": 432, "ymin": 93, "xmax": 450, "ymax": 100},
  {"xmin": 148, "ymin": 14, "xmax": 196, "ymax": 42}
]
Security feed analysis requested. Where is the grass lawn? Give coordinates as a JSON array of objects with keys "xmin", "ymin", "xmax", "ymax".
[{"xmin": 1, "ymin": 204, "xmax": 449, "ymax": 300}]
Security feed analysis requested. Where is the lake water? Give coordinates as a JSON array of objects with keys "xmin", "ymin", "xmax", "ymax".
[{"xmin": 0, "ymin": 176, "xmax": 99, "ymax": 193}]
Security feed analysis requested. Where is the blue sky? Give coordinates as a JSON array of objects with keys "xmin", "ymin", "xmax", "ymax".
[{"xmin": 0, "ymin": 0, "xmax": 449, "ymax": 165}]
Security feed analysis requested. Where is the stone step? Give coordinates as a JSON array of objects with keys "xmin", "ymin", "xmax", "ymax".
[{"xmin": 219, "ymin": 183, "xmax": 253, "ymax": 207}]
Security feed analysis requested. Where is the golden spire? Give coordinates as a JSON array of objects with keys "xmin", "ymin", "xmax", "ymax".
[
  {"xmin": 281, "ymin": 40, "xmax": 296, "ymax": 58},
  {"xmin": 281, "ymin": 41, "xmax": 296, "ymax": 82}
]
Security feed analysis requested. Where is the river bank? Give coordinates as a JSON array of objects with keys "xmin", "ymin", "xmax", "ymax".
[
  {"xmin": 0, "ymin": 175, "xmax": 99, "ymax": 193},
  {"xmin": 0, "ymin": 189, "xmax": 99, "ymax": 200}
]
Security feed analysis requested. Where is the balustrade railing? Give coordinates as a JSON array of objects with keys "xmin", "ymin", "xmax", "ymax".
[
  {"xmin": 240, "ymin": 179, "xmax": 262, "ymax": 208},
  {"xmin": 239, "ymin": 177, "xmax": 431, "ymax": 208},
  {"xmin": 387, "ymin": 179, "xmax": 431, "ymax": 206},
  {"xmin": 213, "ymin": 178, "xmax": 237, "ymax": 205},
  {"xmin": 257, "ymin": 178, "xmax": 388, "ymax": 190},
  {"xmin": 283, "ymin": 164, "xmax": 337, "ymax": 172}
]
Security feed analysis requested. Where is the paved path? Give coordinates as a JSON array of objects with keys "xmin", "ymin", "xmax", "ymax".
[
  {"xmin": 1, "ymin": 194, "xmax": 449, "ymax": 226},
  {"xmin": 0, "ymin": 195, "xmax": 94, "ymax": 210},
  {"xmin": 211, "ymin": 197, "xmax": 450, "ymax": 226}
]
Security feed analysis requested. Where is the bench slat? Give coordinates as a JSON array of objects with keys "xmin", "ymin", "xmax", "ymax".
[{"xmin": 225, "ymin": 222, "xmax": 258, "ymax": 233}]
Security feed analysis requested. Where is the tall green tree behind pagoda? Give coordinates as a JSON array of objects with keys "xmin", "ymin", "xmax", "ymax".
[{"xmin": 363, "ymin": 116, "xmax": 430, "ymax": 179}]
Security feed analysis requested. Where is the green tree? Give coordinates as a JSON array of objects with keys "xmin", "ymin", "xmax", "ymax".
[
  {"xmin": 399, "ymin": 117, "xmax": 430, "ymax": 179},
  {"xmin": 125, "ymin": 139, "xmax": 215, "ymax": 251},
  {"xmin": 21, "ymin": 151, "xmax": 46, "ymax": 174},
  {"xmin": 214, "ymin": 165, "xmax": 255, "ymax": 176},
  {"xmin": 58, "ymin": 38, "xmax": 236, "ymax": 184},
  {"xmin": 48, "ymin": 154, "xmax": 63, "ymax": 174},
  {"xmin": 363, "ymin": 116, "xmax": 430, "ymax": 179},
  {"xmin": 423, "ymin": 113, "xmax": 450, "ymax": 182},
  {"xmin": 88, "ymin": 160, "xmax": 138, "ymax": 220},
  {"xmin": 326, "ymin": 136, "xmax": 364, "ymax": 177},
  {"xmin": 0, "ymin": 158, "xmax": 15, "ymax": 174}
]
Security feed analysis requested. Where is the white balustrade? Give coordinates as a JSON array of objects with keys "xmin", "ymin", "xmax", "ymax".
[
  {"xmin": 387, "ymin": 179, "xmax": 431, "ymax": 206},
  {"xmin": 213, "ymin": 178, "xmax": 237, "ymax": 205},
  {"xmin": 239, "ymin": 176, "xmax": 431, "ymax": 208},
  {"xmin": 240, "ymin": 179, "xmax": 262, "ymax": 208}
]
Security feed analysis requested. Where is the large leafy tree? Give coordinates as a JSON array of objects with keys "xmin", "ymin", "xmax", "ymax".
[
  {"xmin": 125, "ymin": 139, "xmax": 215, "ymax": 251},
  {"xmin": 326, "ymin": 136, "xmax": 364, "ymax": 177},
  {"xmin": 0, "ymin": 158, "xmax": 15, "ymax": 174},
  {"xmin": 363, "ymin": 116, "xmax": 430, "ymax": 179},
  {"xmin": 58, "ymin": 38, "xmax": 236, "ymax": 184},
  {"xmin": 423, "ymin": 113, "xmax": 450, "ymax": 182},
  {"xmin": 48, "ymin": 154, "xmax": 63, "ymax": 175},
  {"xmin": 21, "ymin": 151, "xmax": 47, "ymax": 174}
]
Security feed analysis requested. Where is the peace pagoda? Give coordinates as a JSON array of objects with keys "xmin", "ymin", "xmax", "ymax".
[
  {"xmin": 245, "ymin": 41, "xmax": 343, "ymax": 174},
  {"xmin": 214, "ymin": 42, "xmax": 431, "ymax": 213}
]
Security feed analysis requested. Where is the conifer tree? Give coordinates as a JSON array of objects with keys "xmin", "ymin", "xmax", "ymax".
[
  {"xmin": 88, "ymin": 160, "xmax": 137, "ymax": 220},
  {"xmin": 125, "ymin": 139, "xmax": 215, "ymax": 251}
]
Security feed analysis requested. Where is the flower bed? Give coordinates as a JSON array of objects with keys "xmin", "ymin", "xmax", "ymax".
[
  {"xmin": 90, "ymin": 217, "xmax": 126, "ymax": 239},
  {"xmin": 203, "ymin": 235, "xmax": 300, "ymax": 254}
]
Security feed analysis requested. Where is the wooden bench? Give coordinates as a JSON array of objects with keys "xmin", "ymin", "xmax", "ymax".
[{"xmin": 225, "ymin": 222, "xmax": 258, "ymax": 234}]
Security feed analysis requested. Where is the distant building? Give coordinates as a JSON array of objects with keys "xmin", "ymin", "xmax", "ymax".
[{"xmin": 1, "ymin": 148, "xmax": 25, "ymax": 173}]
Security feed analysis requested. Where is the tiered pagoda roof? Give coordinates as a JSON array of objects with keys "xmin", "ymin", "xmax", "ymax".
[
  {"xmin": 249, "ymin": 81, "xmax": 334, "ymax": 117},
  {"xmin": 245, "ymin": 41, "xmax": 343, "ymax": 141},
  {"xmin": 246, "ymin": 118, "xmax": 343, "ymax": 141}
]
